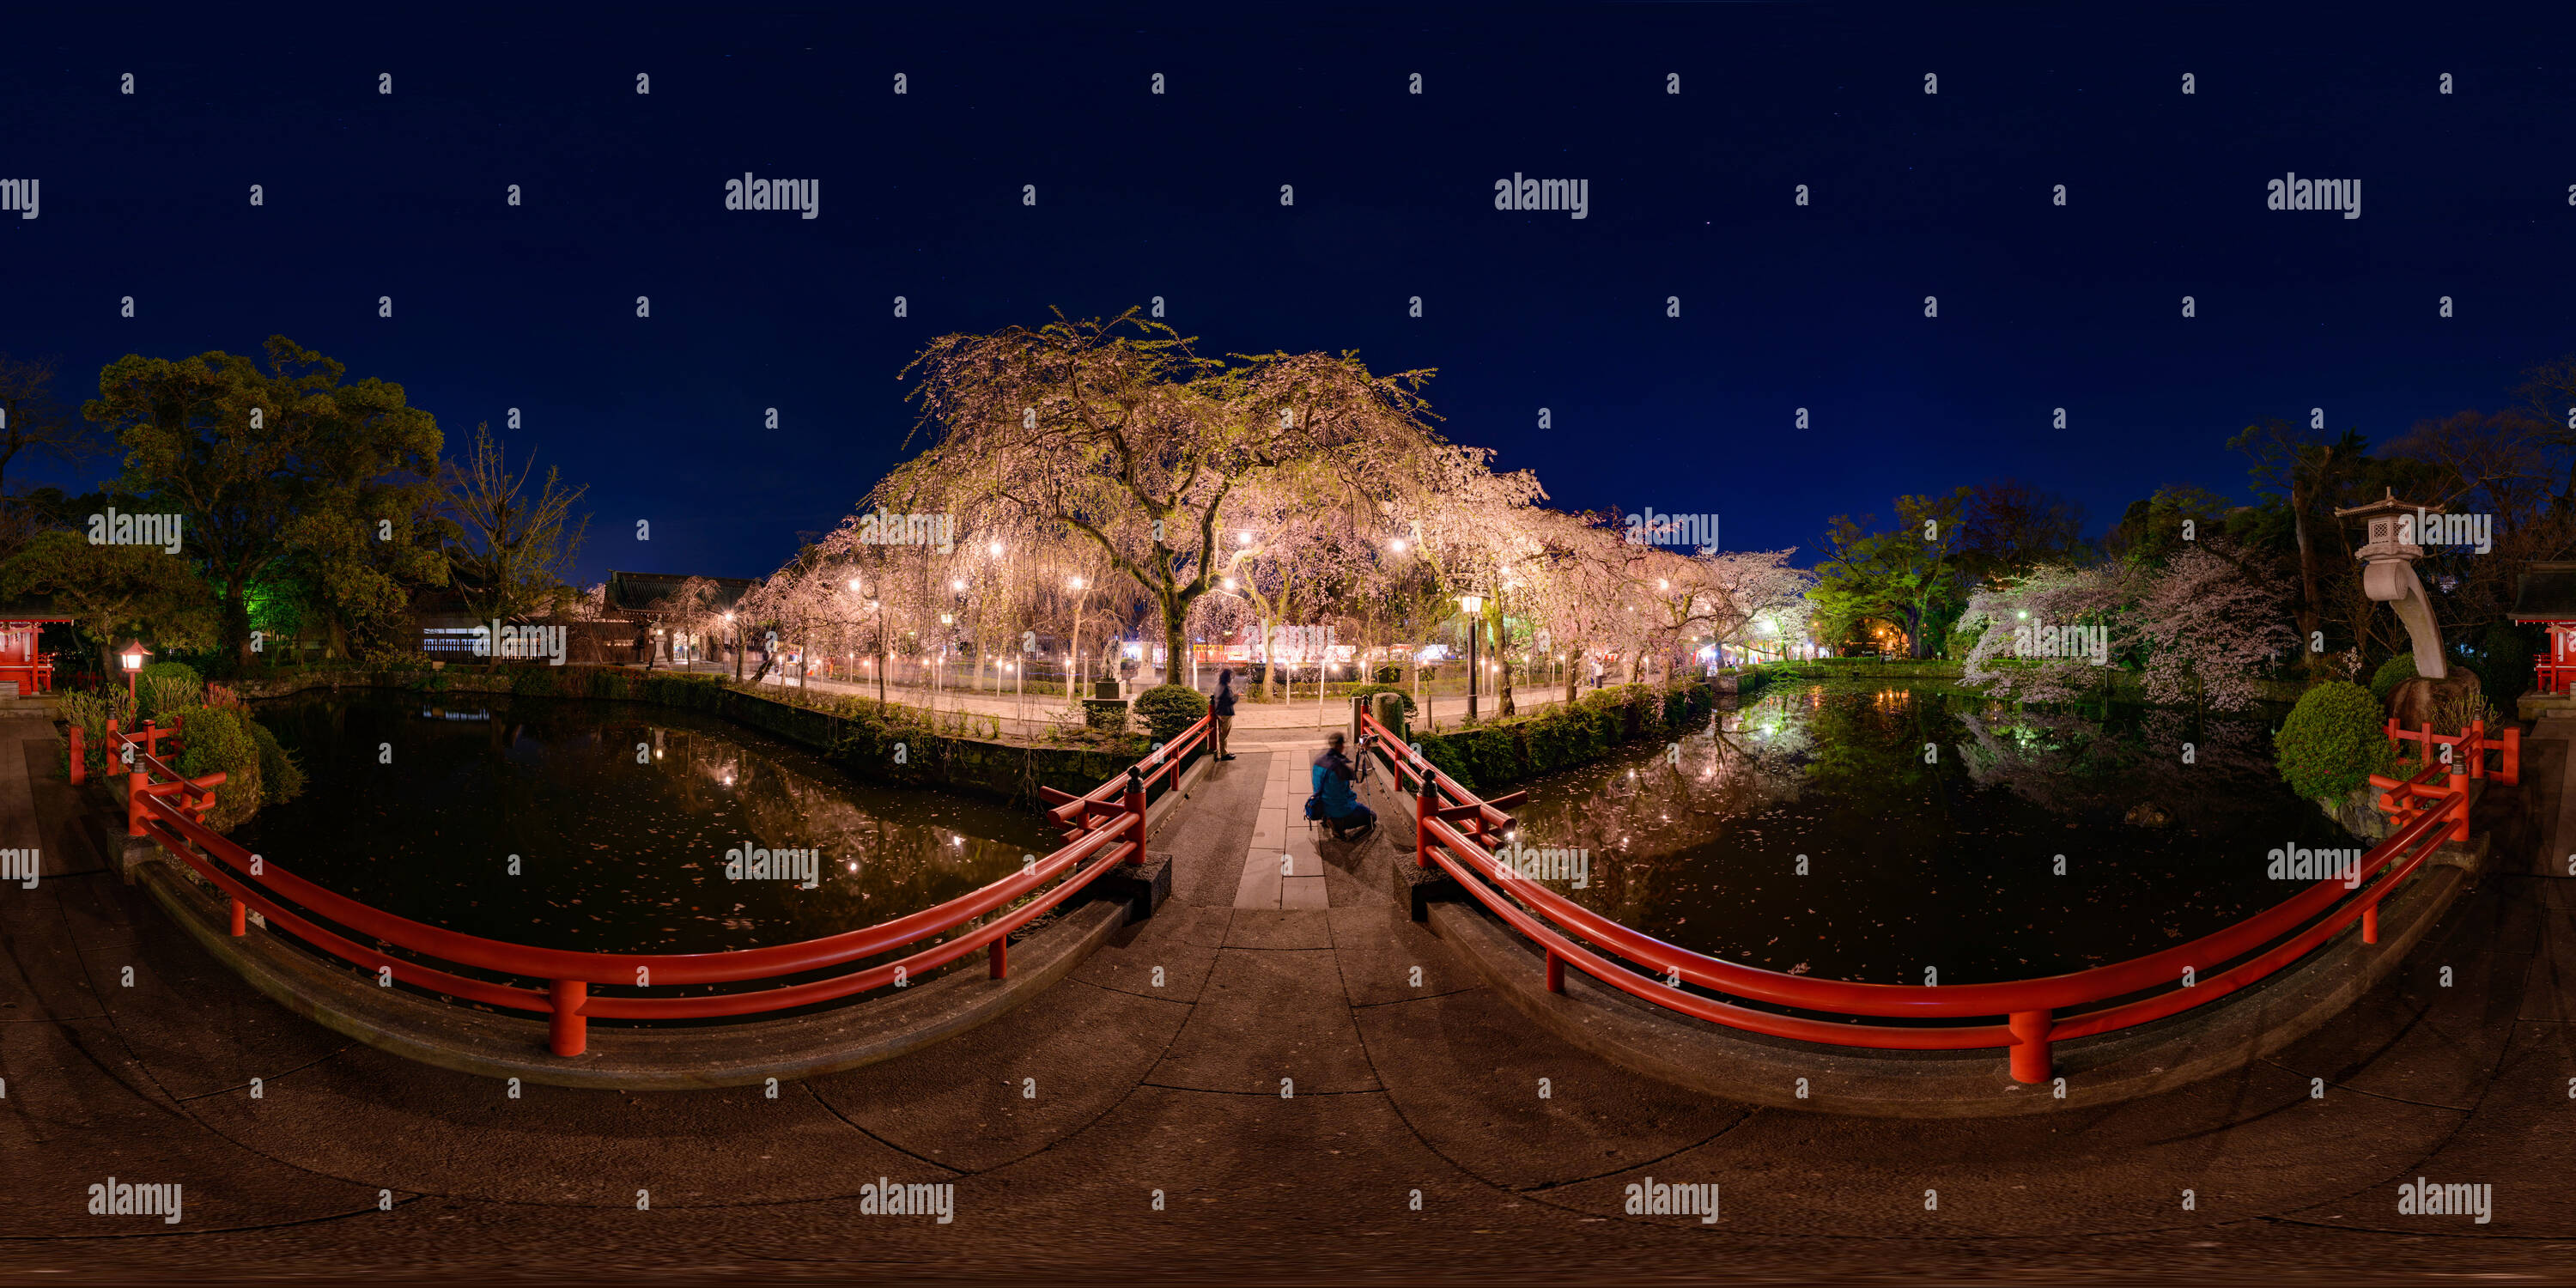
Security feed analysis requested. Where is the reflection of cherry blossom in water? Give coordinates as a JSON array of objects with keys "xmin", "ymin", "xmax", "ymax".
[{"xmin": 1503, "ymin": 681, "xmax": 2361, "ymax": 985}]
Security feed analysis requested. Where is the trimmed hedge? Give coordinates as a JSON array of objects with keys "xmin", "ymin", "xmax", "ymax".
[
  {"xmin": 2274, "ymin": 680, "xmax": 2396, "ymax": 803},
  {"xmin": 1133, "ymin": 683, "xmax": 1210, "ymax": 745},
  {"xmin": 1410, "ymin": 680, "xmax": 1716, "ymax": 793}
]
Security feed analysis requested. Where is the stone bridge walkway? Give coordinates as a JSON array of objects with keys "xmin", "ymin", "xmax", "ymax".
[{"xmin": 2, "ymin": 712, "xmax": 2571, "ymax": 1281}]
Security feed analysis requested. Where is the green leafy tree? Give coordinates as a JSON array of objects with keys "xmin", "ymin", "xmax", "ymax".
[
  {"xmin": 83, "ymin": 336, "xmax": 444, "ymax": 668},
  {"xmin": 2, "ymin": 530, "xmax": 220, "ymax": 675},
  {"xmin": 1812, "ymin": 489, "xmax": 1971, "ymax": 659}
]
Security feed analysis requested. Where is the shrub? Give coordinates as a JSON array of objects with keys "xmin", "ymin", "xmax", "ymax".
[
  {"xmin": 1522, "ymin": 708, "xmax": 1589, "ymax": 774},
  {"xmin": 1373, "ymin": 665, "xmax": 1402, "ymax": 683},
  {"xmin": 1132, "ymin": 683, "xmax": 1209, "ymax": 745},
  {"xmin": 170, "ymin": 706, "xmax": 265, "ymax": 831},
  {"xmin": 137, "ymin": 670, "xmax": 205, "ymax": 721},
  {"xmin": 246, "ymin": 718, "xmax": 306, "ymax": 805},
  {"xmin": 2368, "ymin": 654, "xmax": 2419, "ymax": 706},
  {"xmin": 137, "ymin": 660, "xmax": 203, "ymax": 690},
  {"xmin": 1419, "ymin": 736, "xmax": 1479, "ymax": 793},
  {"xmin": 61, "ymin": 690, "xmax": 114, "ymax": 775},
  {"xmin": 2274, "ymin": 681, "xmax": 2396, "ymax": 803}
]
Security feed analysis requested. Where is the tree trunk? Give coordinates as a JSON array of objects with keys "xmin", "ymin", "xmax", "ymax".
[
  {"xmin": 2291, "ymin": 478, "xmax": 2323, "ymax": 675},
  {"xmin": 224, "ymin": 586, "xmax": 253, "ymax": 670}
]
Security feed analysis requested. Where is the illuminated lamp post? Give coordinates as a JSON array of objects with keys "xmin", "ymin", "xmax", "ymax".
[
  {"xmin": 118, "ymin": 640, "xmax": 151, "ymax": 712},
  {"xmin": 1459, "ymin": 593, "xmax": 1485, "ymax": 723}
]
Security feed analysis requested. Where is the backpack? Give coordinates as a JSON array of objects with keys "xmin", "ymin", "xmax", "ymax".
[{"xmin": 1304, "ymin": 794, "xmax": 1324, "ymax": 822}]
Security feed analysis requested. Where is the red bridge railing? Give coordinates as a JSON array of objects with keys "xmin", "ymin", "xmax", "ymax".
[
  {"xmin": 1358, "ymin": 710, "xmax": 2464, "ymax": 1084},
  {"xmin": 109, "ymin": 714, "xmax": 1210, "ymax": 1058}
]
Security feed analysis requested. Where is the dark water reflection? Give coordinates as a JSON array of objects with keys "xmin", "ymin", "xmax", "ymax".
[
  {"xmin": 1507, "ymin": 682, "xmax": 2366, "ymax": 984},
  {"xmin": 231, "ymin": 690, "xmax": 1059, "ymax": 954}
]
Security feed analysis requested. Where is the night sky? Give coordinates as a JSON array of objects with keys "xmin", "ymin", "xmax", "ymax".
[{"xmin": 9, "ymin": 4, "xmax": 2573, "ymax": 585}]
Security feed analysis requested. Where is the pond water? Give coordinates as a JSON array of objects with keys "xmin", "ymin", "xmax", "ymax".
[
  {"xmin": 1504, "ymin": 681, "xmax": 2367, "ymax": 985},
  {"xmin": 230, "ymin": 690, "xmax": 1060, "ymax": 956}
]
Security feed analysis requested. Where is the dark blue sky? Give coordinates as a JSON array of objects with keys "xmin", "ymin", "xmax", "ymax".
[{"xmin": 9, "ymin": 3, "xmax": 2573, "ymax": 585}]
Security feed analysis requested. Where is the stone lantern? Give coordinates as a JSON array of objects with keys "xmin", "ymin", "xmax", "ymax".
[{"xmin": 2333, "ymin": 489, "xmax": 2475, "ymax": 722}]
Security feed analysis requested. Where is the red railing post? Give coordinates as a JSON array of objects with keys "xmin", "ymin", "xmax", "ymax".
[
  {"xmin": 549, "ymin": 979, "xmax": 587, "ymax": 1057},
  {"xmin": 1122, "ymin": 767, "xmax": 1147, "ymax": 863},
  {"xmin": 2008, "ymin": 1008, "xmax": 2052, "ymax": 1083},
  {"xmin": 230, "ymin": 899, "xmax": 246, "ymax": 937},
  {"xmin": 67, "ymin": 724, "xmax": 82, "ymax": 786},
  {"xmin": 125, "ymin": 763, "xmax": 148, "ymax": 836},
  {"xmin": 2363, "ymin": 902, "xmax": 2379, "ymax": 944},
  {"xmin": 1546, "ymin": 949, "xmax": 1564, "ymax": 993},
  {"xmin": 1413, "ymin": 773, "xmax": 1434, "ymax": 870},
  {"xmin": 2446, "ymin": 768, "xmax": 2470, "ymax": 843},
  {"xmin": 989, "ymin": 935, "xmax": 1008, "ymax": 979}
]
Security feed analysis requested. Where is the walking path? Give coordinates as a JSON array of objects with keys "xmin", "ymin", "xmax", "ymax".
[
  {"xmin": 670, "ymin": 660, "xmax": 1570, "ymax": 739},
  {"xmin": 4, "ymin": 706, "xmax": 2572, "ymax": 1281}
]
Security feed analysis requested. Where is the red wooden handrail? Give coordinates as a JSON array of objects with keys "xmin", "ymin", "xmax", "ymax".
[
  {"xmin": 1358, "ymin": 709, "xmax": 2462, "ymax": 1084},
  {"xmin": 112, "ymin": 714, "xmax": 1212, "ymax": 1057}
]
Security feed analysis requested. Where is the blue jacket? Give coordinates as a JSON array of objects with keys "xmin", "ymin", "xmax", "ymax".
[{"xmin": 1310, "ymin": 748, "xmax": 1360, "ymax": 817}]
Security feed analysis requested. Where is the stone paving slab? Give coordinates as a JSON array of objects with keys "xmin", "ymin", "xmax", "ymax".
[
  {"xmin": 1147, "ymin": 949, "xmax": 1380, "ymax": 1096},
  {"xmin": 185, "ymin": 1040, "xmax": 931, "ymax": 1206},
  {"xmin": 1220, "ymin": 908, "xmax": 1333, "ymax": 951},
  {"xmin": 1069, "ymin": 920, "xmax": 1224, "ymax": 1004},
  {"xmin": 0, "ymin": 880, "xmax": 106, "ymax": 1024},
  {"xmin": 805, "ymin": 976, "xmax": 1189, "ymax": 1173},
  {"xmin": 1595, "ymin": 1060, "xmax": 2465, "ymax": 1238},
  {"xmin": 1352, "ymin": 987, "xmax": 1752, "ymax": 1192},
  {"xmin": 1325, "ymin": 903, "xmax": 1476, "ymax": 1006},
  {"xmin": 0, "ymin": 1016, "xmax": 404, "ymax": 1238}
]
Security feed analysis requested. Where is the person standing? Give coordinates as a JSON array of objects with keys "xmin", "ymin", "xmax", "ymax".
[{"xmin": 1212, "ymin": 668, "xmax": 1238, "ymax": 761}]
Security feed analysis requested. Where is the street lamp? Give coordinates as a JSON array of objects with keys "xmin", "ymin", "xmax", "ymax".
[
  {"xmin": 1458, "ymin": 594, "xmax": 1485, "ymax": 722},
  {"xmin": 118, "ymin": 640, "xmax": 151, "ymax": 712}
]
